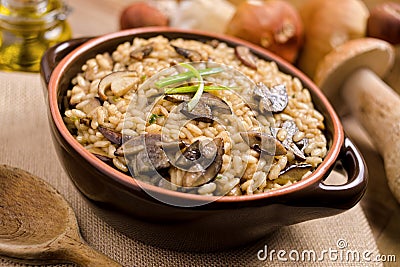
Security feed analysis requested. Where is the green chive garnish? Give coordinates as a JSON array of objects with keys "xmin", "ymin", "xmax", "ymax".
[
  {"xmin": 179, "ymin": 63, "xmax": 204, "ymax": 112},
  {"xmin": 164, "ymin": 85, "xmax": 233, "ymax": 94},
  {"xmin": 155, "ymin": 67, "xmax": 224, "ymax": 88}
]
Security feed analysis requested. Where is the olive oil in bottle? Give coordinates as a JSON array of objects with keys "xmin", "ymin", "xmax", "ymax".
[{"xmin": 0, "ymin": 0, "xmax": 71, "ymax": 72}]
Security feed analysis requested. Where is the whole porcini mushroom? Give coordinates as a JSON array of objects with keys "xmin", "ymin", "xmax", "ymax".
[
  {"xmin": 225, "ymin": 0, "xmax": 303, "ymax": 63},
  {"xmin": 314, "ymin": 38, "xmax": 400, "ymax": 203},
  {"xmin": 119, "ymin": 2, "xmax": 169, "ymax": 30},
  {"xmin": 297, "ymin": 0, "xmax": 369, "ymax": 78},
  {"xmin": 367, "ymin": 2, "xmax": 400, "ymax": 93},
  {"xmin": 367, "ymin": 2, "xmax": 400, "ymax": 45}
]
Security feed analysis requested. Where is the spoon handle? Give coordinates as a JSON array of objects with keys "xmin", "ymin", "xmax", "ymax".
[{"xmin": 59, "ymin": 234, "xmax": 122, "ymax": 267}]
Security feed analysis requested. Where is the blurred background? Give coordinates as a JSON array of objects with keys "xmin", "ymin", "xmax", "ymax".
[
  {"xmin": 66, "ymin": 0, "xmax": 400, "ymax": 265},
  {"xmin": 67, "ymin": 0, "xmax": 400, "ymax": 266},
  {"xmin": 67, "ymin": 0, "xmax": 394, "ymax": 36},
  {"xmin": 1, "ymin": 0, "xmax": 398, "ymax": 265}
]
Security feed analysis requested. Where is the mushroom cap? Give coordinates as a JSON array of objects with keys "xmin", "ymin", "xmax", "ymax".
[
  {"xmin": 314, "ymin": 38, "xmax": 395, "ymax": 107},
  {"xmin": 367, "ymin": 2, "xmax": 400, "ymax": 45}
]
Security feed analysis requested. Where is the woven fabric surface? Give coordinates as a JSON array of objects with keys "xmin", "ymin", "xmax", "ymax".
[{"xmin": 0, "ymin": 72, "xmax": 382, "ymax": 267}]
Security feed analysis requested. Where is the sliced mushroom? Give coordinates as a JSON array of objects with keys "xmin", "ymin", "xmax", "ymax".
[
  {"xmin": 116, "ymin": 134, "xmax": 188, "ymax": 174},
  {"xmin": 280, "ymin": 120, "xmax": 306, "ymax": 160},
  {"xmin": 98, "ymin": 126, "xmax": 123, "ymax": 145},
  {"xmin": 114, "ymin": 135, "xmax": 144, "ymax": 157},
  {"xmin": 176, "ymin": 138, "xmax": 224, "ymax": 187},
  {"xmin": 164, "ymin": 93, "xmax": 193, "ymax": 103},
  {"xmin": 161, "ymin": 139, "xmax": 189, "ymax": 156},
  {"xmin": 98, "ymin": 71, "xmax": 139, "ymax": 101},
  {"xmin": 171, "ymin": 44, "xmax": 203, "ymax": 62},
  {"xmin": 93, "ymin": 154, "xmax": 114, "ymax": 165},
  {"xmin": 87, "ymin": 147, "xmax": 114, "ymax": 165},
  {"xmin": 180, "ymin": 139, "xmax": 202, "ymax": 162},
  {"xmin": 235, "ymin": 46, "xmax": 257, "ymax": 70},
  {"xmin": 142, "ymin": 134, "xmax": 173, "ymax": 171},
  {"xmin": 179, "ymin": 92, "xmax": 232, "ymax": 122},
  {"xmin": 173, "ymin": 138, "xmax": 217, "ymax": 172},
  {"xmin": 201, "ymin": 92, "xmax": 232, "ymax": 115},
  {"xmin": 121, "ymin": 134, "xmax": 171, "ymax": 175},
  {"xmin": 296, "ymin": 137, "xmax": 309, "ymax": 154},
  {"xmin": 80, "ymin": 98, "xmax": 100, "ymax": 114},
  {"xmin": 254, "ymin": 83, "xmax": 288, "ymax": 113},
  {"xmin": 130, "ymin": 44, "xmax": 153, "ymax": 60},
  {"xmin": 181, "ymin": 101, "xmax": 213, "ymax": 123},
  {"xmin": 240, "ymin": 131, "xmax": 286, "ymax": 156},
  {"xmin": 274, "ymin": 163, "xmax": 313, "ymax": 184}
]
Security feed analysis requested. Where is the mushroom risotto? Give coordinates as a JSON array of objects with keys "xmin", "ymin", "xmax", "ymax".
[{"xmin": 63, "ymin": 35, "xmax": 327, "ymax": 196}]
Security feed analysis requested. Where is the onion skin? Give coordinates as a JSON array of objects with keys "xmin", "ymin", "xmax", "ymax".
[
  {"xmin": 367, "ymin": 2, "xmax": 400, "ymax": 45},
  {"xmin": 225, "ymin": 0, "xmax": 303, "ymax": 63},
  {"xmin": 120, "ymin": 2, "xmax": 169, "ymax": 30}
]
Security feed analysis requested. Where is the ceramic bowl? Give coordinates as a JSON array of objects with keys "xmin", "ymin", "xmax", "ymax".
[{"xmin": 41, "ymin": 27, "xmax": 367, "ymax": 252}]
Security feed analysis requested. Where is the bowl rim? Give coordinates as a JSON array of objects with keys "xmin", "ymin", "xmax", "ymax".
[{"xmin": 48, "ymin": 27, "xmax": 344, "ymax": 203}]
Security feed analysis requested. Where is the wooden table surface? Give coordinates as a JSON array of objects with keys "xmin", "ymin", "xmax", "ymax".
[{"xmin": 66, "ymin": 0, "xmax": 400, "ymax": 265}]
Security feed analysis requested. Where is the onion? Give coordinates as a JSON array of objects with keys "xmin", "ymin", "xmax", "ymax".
[
  {"xmin": 119, "ymin": 2, "xmax": 169, "ymax": 30},
  {"xmin": 169, "ymin": 0, "xmax": 235, "ymax": 34},
  {"xmin": 225, "ymin": 0, "xmax": 303, "ymax": 63}
]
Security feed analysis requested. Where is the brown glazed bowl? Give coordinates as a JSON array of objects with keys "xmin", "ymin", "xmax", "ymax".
[{"xmin": 41, "ymin": 27, "xmax": 367, "ymax": 252}]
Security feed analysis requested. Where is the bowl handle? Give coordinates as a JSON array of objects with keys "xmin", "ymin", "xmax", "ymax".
[
  {"xmin": 299, "ymin": 136, "xmax": 368, "ymax": 210},
  {"xmin": 40, "ymin": 37, "xmax": 92, "ymax": 87}
]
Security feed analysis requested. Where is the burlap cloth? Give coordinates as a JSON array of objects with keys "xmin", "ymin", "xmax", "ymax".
[{"xmin": 0, "ymin": 71, "xmax": 382, "ymax": 266}]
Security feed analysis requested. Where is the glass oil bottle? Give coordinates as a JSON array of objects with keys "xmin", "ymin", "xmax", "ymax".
[{"xmin": 0, "ymin": 0, "xmax": 72, "ymax": 72}]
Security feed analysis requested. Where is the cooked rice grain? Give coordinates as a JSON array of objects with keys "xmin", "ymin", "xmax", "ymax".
[{"xmin": 64, "ymin": 35, "xmax": 328, "ymax": 196}]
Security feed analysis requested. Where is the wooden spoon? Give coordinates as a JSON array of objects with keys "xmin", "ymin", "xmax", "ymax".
[{"xmin": 0, "ymin": 165, "xmax": 122, "ymax": 267}]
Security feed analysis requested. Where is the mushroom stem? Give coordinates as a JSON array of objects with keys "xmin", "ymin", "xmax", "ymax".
[
  {"xmin": 341, "ymin": 67, "xmax": 400, "ymax": 202},
  {"xmin": 385, "ymin": 45, "xmax": 400, "ymax": 94}
]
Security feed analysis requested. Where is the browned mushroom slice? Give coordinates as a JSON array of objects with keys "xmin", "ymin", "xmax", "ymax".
[
  {"xmin": 180, "ymin": 92, "xmax": 232, "ymax": 122},
  {"xmin": 80, "ymin": 98, "xmax": 100, "ymax": 114},
  {"xmin": 296, "ymin": 137, "xmax": 309, "ymax": 154},
  {"xmin": 235, "ymin": 46, "xmax": 258, "ymax": 70},
  {"xmin": 181, "ymin": 101, "xmax": 213, "ymax": 123},
  {"xmin": 171, "ymin": 44, "xmax": 203, "ymax": 62},
  {"xmin": 181, "ymin": 140, "xmax": 202, "ymax": 161},
  {"xmin": 87, "ymin": 147, "xmax": 114, "ymax": 165},
  {"xmin": 161, "ymin": 139, "xmax": 189, "ymax": 159},
  {"xmin": 173, "ymin": 139, "xmax": 203, "ymax": 171},
  {"xmin": 280, "ymin": 120, "xmax": 307, "ymax": 160},
  {"xmin": 254, "ymin": 83, "xmax": 288, "ymax": 113},
  {"xmin": 98, "ymin": 71, "xmax": 139, "ymax": 101},
  {"xmin": 114, "ymin": 135, "xmax": 144, "ymax": 157},
  {"xmin": 274, "ymin": 163, "xmax": 313, "ymax": 184},
  {"xmin": 164, "ymin": 93, "xmax": 193, "ymax": 103},
  {"xmin": 121, "ymin": 134, "xmax": 171, "ymax": 175},
  {"xmin": 98, "ymin": 126, "xmax": 123, "ymax": 145},
  {"xmin": 174, "ymin": 139, "xmax": 216, "ymax": 171},
  {"xmin": 142, "ymin": 134, "xmax": 172, "ymax": 171},
  {"xmin": 240, "ymin": 131, "xmax": 286, "ymax": 156},
  {"xmin": 201, "ymin": 92, "xmax": 232, "ymax": 115},
  {"xmin": 130, "ymin": 44, "xmax": 153, "ymax": 60},
  {"xmin": 93, "ymin": 153, "xmax": 114, "ymax": 165},
  {"xmin": 178, "ymin": 138, "xmax": 224, "ymax": 187}
]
